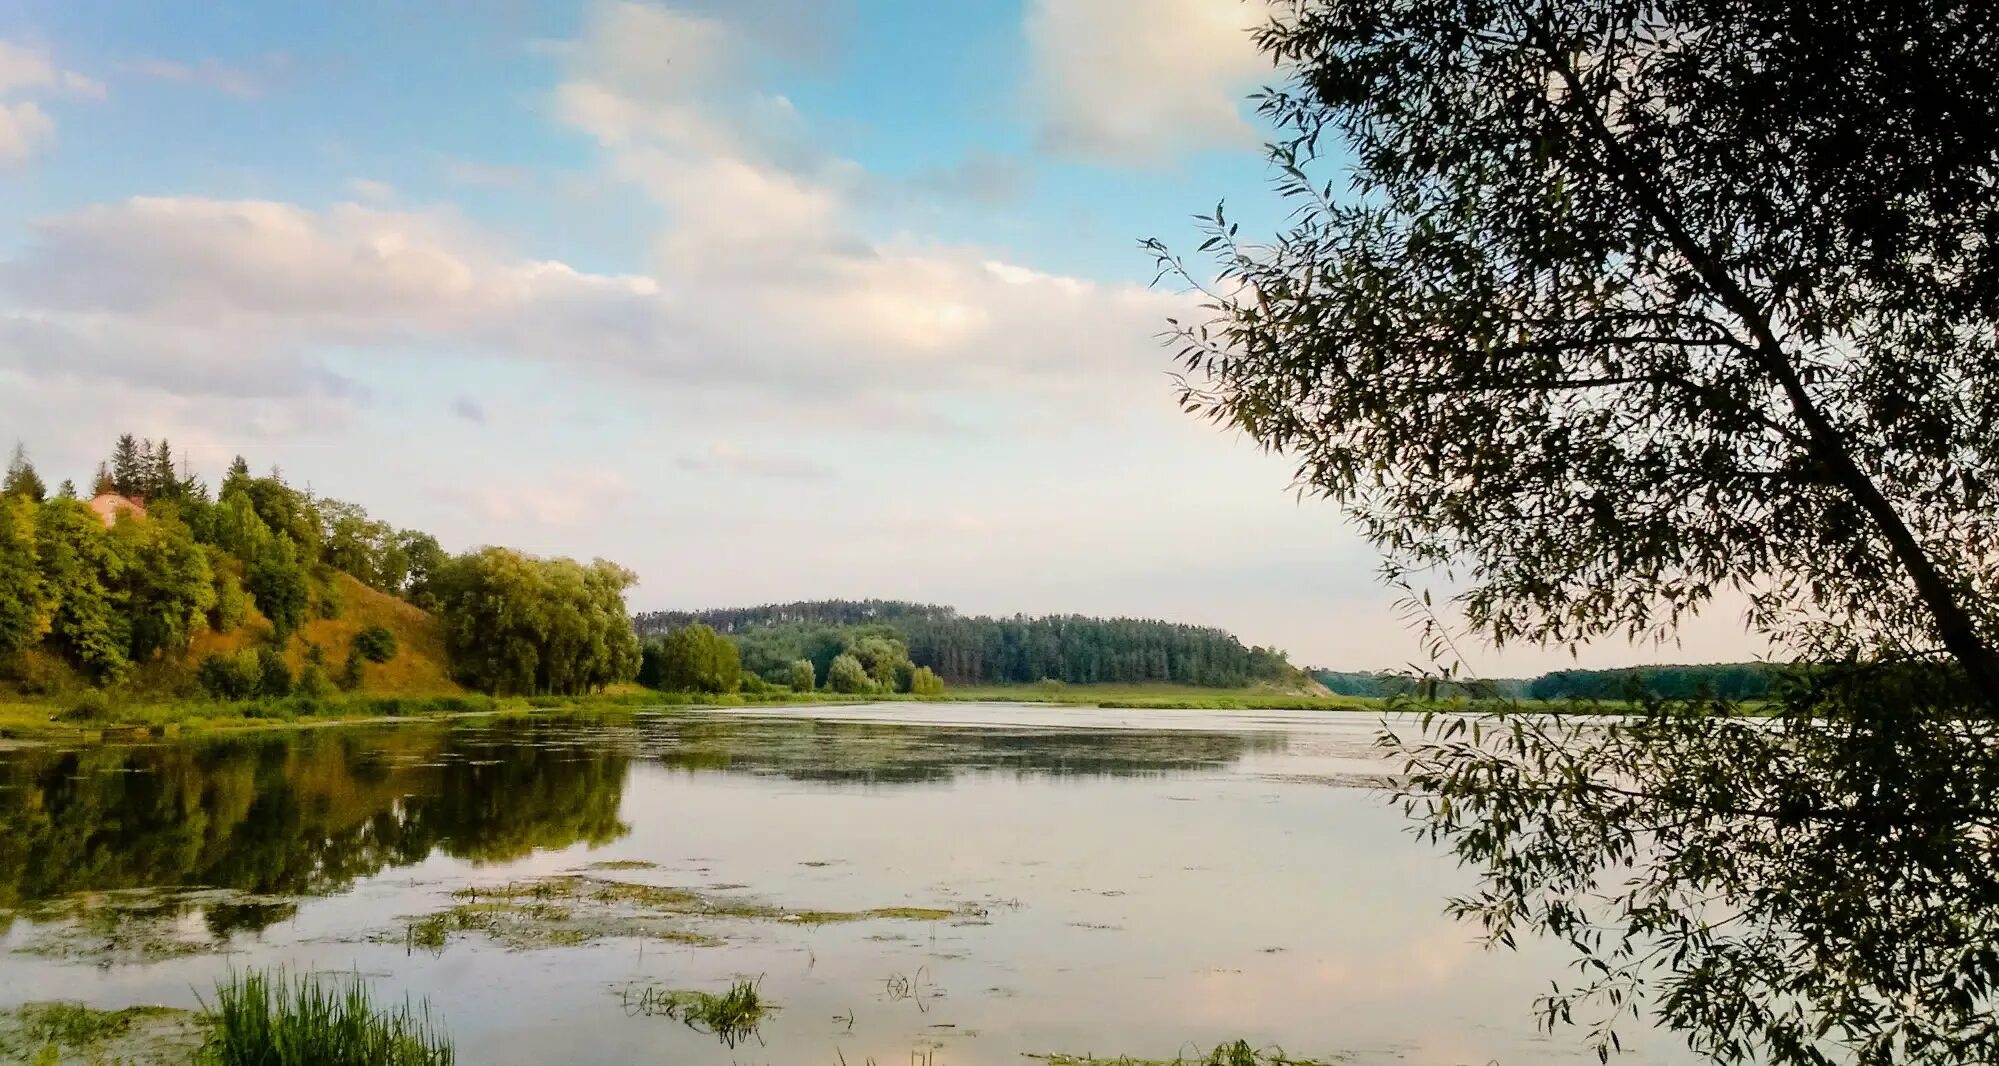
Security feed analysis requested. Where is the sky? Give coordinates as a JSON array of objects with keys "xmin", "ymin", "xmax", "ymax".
[{"xmin": 0, "ymin": 0, "xmax": 1762, "ymax": 675}]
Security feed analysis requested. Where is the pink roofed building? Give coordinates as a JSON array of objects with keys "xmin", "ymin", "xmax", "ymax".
[{"xmin": 86, "ymin": 493, "xmax": 147, "ymax": 529}]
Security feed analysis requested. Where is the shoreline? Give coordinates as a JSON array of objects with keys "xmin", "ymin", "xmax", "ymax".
[{"xmin": 0, "ymin": 685, "xmax": 1395, "ymax": 745}]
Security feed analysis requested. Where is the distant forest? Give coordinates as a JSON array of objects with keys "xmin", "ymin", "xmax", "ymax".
[
  {"xmin": 633, "ymin": 600, "xmax": 1299, "ymax": 688},
  {"xmin": 1315, "ymin": 662, "xmax": 1783, "ymax": 702}
]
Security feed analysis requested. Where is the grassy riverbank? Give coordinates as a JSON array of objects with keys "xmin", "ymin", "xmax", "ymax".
[{"xmin": 0, "ymin": 682, "xmax": 1394, "ymax": 743}]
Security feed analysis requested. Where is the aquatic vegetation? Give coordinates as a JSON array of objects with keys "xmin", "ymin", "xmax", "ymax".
[
  {"xmin": 583, "ymin": 859, "xmax": 658, "ymax": 870},
  {"xmin": 389, "ymin": 874, "xmax": 966, "ymax": 952},
  {"xmin": 195, "ymin": 968, "xmax": 453, "ymax": 1066},
  {"xmin": 0, "ymin": 1001, "xmax": 199, "ymax": 1063},
  {"xmin": 8, "ymin": 888, "xmax": 266, "ymax": 965},
  {"xmin": 1029, "ymin": 1042, "xmax": 1347, "ymax": 1066},
  {"xmin": 621, "ymin": 977, "xmax": 771, "ymax": 1048}
]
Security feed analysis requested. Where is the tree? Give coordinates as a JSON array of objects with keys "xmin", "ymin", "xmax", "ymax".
[
  {"xmin": 3, "ymin": 444, "xmax": 45, "ymax": 503},
  {"xmin": 785, "ymin": 658, "xmax": 816, "ymax": 693},
  {"xmin": 1153, "ymin": 2, "xmax": 1999, "ymax": 1063},
  {"xmin": 397, "ymin": 531, "xmax": 447, "ymax": 610},
  {"xmin": 643, "ymin": 624, "xmax": 741, "ymax": 694},
  {"xmin": 34, "ymin": 499, "xmax": 128, "ymax": 683},
  {"xmin": 245, "ymin": 532, "xmax": 308, "ymax": 641},
  {"xmin": 90, "ymin": 464, "xmax": 113, "ymax": 498},
  {"xmin": 109, "ymin": 434, "xmax": 143, "ymax": 498},
  {"xmin": 825, "ymin": 653, "xmax": 872, "ymax": 694},
  {"xmin": 431, "ymin": 548, "xmax": 640, "ymax": 695},
  {"xmin": 908, "ymin": 666, "xmax": 944, "ymax": 698},
  {"xmin": 110, "ymin": 510, "xmax": 214, "ymax": 662},
  {"xmin": 0, "ymin": 496, "xmax": 44, "ymax": 655}
]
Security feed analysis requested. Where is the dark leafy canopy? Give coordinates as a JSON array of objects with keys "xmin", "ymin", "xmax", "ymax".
[
  {"xmin": 1157, "ymin": 0, "xmax": 1999, "ymax": 677},
  {"xmin": 638, "ymin": 624, "xmax": 742, "ymax": 694},
  {"xmin": 1156, "ymin": 1, "xmax": 1999, "ymax": 1063},
  {"xmin": 639, "ymin": 600, "xmax": 1300, "ymax": 688}
]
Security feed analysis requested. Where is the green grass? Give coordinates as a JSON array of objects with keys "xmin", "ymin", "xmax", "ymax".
[
  {"xmin": 196, "ymin": 968, "xmax": 454, "ymax": 1066},
  {"xmin": 939, "ymin": 682, "xmax": 1384, "ymax": 711},
  {"xmin": 622, "ymin": 977, "xmax": 771, "ymax": 1047}
]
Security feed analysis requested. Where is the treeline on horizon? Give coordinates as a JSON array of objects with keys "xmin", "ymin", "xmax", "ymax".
[
  {"xmin": 634, "ymin": 599, "xmax": 1301, "ymax": 688},
  {"xmin": 1314, "ymin": 662, "xmax": 1782, "ymax": 702},
  {"xmin": 0, "ymin": 437, "xmax": 637, "ymax": 701}
]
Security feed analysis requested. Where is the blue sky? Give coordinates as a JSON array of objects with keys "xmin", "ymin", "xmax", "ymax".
[{"xmin": 0, "ymin": 0, "xmax": 1758, "ymax": 673}]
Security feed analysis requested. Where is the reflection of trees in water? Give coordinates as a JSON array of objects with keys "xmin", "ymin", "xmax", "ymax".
[
  {"xmin": 0, "ymin": 722, "xmax": 631, "ymax": 916},
  {"xmin": 641, "ymin": 716, "xmax": 1282, "ymax": 783},
  {"xmin": 0, "ymin": 712, "xmax": 1276, "ymax": 939}
]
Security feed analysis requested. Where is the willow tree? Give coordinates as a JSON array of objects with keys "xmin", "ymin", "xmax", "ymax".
[{"xmin": 1153, "ymin": 1, "xmax": 1999, "ymax": 1062}]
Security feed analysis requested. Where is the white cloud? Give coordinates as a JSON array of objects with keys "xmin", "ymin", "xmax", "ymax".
[
  {"xmin": 0, "ymin": 100, "xmax": 52, "ymax": 162},
  {"xmin": 0, "ymin": 41, "xmax": 102, "ymax": 99},
  {"xmin": 551, "ymin": 0, "xmax": 1189, "ymax": 405},
  {"xmin": 1026, "ymin": 0, "xmax": 1272, "ymax": 165},
  {"xmin": 345, "ymin": 178, "xmax": 397, "ymax": 203},
  {"xmin": 124, "ymin": 57, "xmax": 267, "ymax": 99},
  {"xmin": 0, "ymin": 41, "xmax": 102, "ymax": 164},
  {"xmin": 675, "ymin": 442, "xmax": 832, "ymax": 481}
]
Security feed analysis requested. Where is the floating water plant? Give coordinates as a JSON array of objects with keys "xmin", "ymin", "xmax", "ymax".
[
  {"xmin": 1028, "ymin": 1042, "xmax": 1348, "ymax": 1066},
  {"xmin": 621, "ymin": 977, "xmax": 771, "ymax": 1048},
  {"xmin": 196, "ymin": 968, "xmax": 454, "ymax": 1066}
]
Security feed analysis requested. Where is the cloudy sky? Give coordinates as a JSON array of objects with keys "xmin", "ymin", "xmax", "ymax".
[{"xmin": 0, "ymin": 0, "xmax": 1760, "ymax": 675}]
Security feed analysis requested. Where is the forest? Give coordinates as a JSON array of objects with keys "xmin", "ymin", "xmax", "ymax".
[
  {"xmin": 0, "ymin": 437, "xmax": 638, "ymax": 700},
  {"xmin": 1313, "ymin": 663, "xmax": 1782, "ymax": 702},
  {"xmin": 635, "ymin": 600, "xmax": 1303, "ymax": 688}
]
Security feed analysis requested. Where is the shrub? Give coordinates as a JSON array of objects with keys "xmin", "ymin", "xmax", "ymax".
[
  {"xmin": 296, "ymin": 663, "xmax": 334, "ymax": 700},
  {"xmin": 786, "ymin": 658, "xmax": 815, "ymax": 692},
  {"xmin": 338, "ymin": 649, "xmax": 365, "ymax": 691},
  {"xmin": 213, "ymin": 569, "xmax": 250, "ymax": 634},
  {"xmin": 256, "ymin": 647, "xmax": 292, "ymax": 699},
  {"xmin": 198, "ymin": 651, "xmax": 261, "ymax": 701},
  {"xmin": 313, "ymin": 572, "xmax": 345, "ymax": 620},
  {"xmin": 826, "ymin": 653, "xmax": 873, "ymax": 694},
  {"xmin": 909, "ymin": 666, "xmax": 945, "ymax": 697},
  {"xmin": 352, "ymin": 625, "xmax": 397, "ymax": 664},
  {"xmin": 56, "ymin": 690, "xmax": 114, "ymax": 723}
]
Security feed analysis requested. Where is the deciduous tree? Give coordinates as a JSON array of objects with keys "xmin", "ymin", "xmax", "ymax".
[{"xmin": 1153, "ymin": 1, "xmax": 1999, "ymax": 1060}]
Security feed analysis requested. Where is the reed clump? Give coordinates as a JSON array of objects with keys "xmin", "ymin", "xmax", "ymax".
[{"xmin": 195, "ymin": 968, "xmax": 454, "ymax": 1066}]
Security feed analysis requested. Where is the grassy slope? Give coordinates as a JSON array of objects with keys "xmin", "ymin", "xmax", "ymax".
[{"xmin": 294, "ymin": 574, "xmax": 462, "ymax": 696}]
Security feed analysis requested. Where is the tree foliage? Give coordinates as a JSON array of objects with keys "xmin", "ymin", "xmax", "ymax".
[
  {"xmin": 3, "ymin": 443, "xmax": 45, "ymax": 503},
  {"xmin": 639, "ymin": 600, "xmax": 1301, "ymax": 687},
  {"xmin": 0, "ymin": 496, "xmax": 45, "ymax": 655},
  {"xmin": 431, "ymin": 548, "xmax": 640, "ymax": 696},
  {"xmin": 825, "ymin": 653, "xmax": 873, "ymax": 694},
  {"xmin": 1157, "ymin": 1, "xmax": 1999, "ymax": 1061},
  {"xmin": 784, "ymin": 658, "xmax": 816, "ymax": 693},
  {"xmin": 639, "ymin": 624, "xmax": 742, "ymax": 694}
]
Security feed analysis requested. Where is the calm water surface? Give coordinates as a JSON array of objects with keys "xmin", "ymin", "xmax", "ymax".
[{"xmin": 0, "ymin": 704, "xmax": 1700, "ymax": 1064}]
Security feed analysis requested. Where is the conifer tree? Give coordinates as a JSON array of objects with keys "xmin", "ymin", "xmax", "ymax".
[
  {"xmin": 109, "ymin": 434, "xmax": 143, "ymax": 498},
  {"xmin": 2, "ymin": 443, "xmax": 45, "ymax": 503}
]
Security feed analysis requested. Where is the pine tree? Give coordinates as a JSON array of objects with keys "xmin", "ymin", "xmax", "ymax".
[
  {"xmin": 2, "ymin": 443, "xmax": 45, "ymax": 502},
  {"xmin": 148, "ymin": 439, "xmax": 181, "ymax": 502},
  {"xmin": 109, "ymin": 434, "xmax": 142, "ymax": 498},
  {"xmin": 221, "ymin": 456, "xmax": 252, "ymax": 500},
  {"xmin": 56, "ymin": 479, "xmax": 76, "ymax": 500},
  {"xmin": 91, "ymin": 463, "xmax": 114, "ymax": 497}
]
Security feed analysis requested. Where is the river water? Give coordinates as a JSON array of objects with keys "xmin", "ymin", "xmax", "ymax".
[{"xmin": 0, "ymin": 703, "xmax": 1701, "ymax": 1064}]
